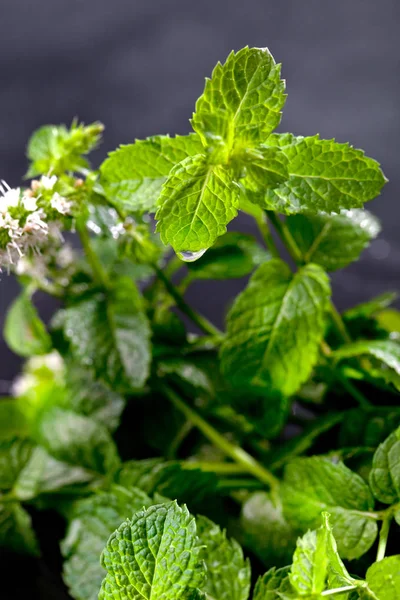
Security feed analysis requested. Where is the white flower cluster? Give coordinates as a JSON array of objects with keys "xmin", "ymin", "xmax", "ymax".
[{"xmin": 0, "ymin": 176, "xmax": 73, "ymax": 271}]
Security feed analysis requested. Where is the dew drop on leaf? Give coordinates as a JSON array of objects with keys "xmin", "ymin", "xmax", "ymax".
[{"xmin": 177, "ymin": 249, "xmax": 207, "ymax": 262}]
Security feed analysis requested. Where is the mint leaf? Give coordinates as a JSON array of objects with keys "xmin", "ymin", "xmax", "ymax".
[
  {"xmin": 365, "ymin": 555, "xmax": 400, "ymax": 600},
  {"xmin": 62, "ymin": 487, "xmax": 153, "ymax": 600},
  {"xmin": 369, "ymin": 426, "xmax": 400, "ymax": 505},
  {"xmin": 99, "ymin": 501, "xmax": 205, "ymax": 600},
  {"xmin": 220, "ymin": 260, "xmax": 330, "ymax": 395},
  {"xmin": 334, "ymin": 340, "xmax": 400, "ymax": 391},
  {"xmin": 240, "ymin": 492, "xmax": 297, "ymax": 567},
  {"xmin": 339, "ymin": 407, "xmax": 400, "ymax": 449},
  {"xmin": 0, "ymin": 399, "xmax": 28, "ymax": 439},
  {"xmin": 34, "ymin": 407, "xmax": 119, "ymax": 474},
  {"xmin": 26, "ymin": 121, "xmax": 103, "ymax": 177},
  {"xmin": 0, "ymin": 437, "xmax": 33, "ymax": 491},
  {"xmin": 58, "ymin": 277, "xmax": 151, "ymax": 391},
  {"xmin": 196, "ymin": 515, "xmax": 251, "ymax": 600},
  {"xmin": 282, "ymin": 457, "xmax": 378, "ymax": 559},
  {"xmin": 4, "ymin": 290, "xmax": 52, "ymax": 357},
  {"xmin": 0, "ymin": 503, "xmax": 39, "ymax": 555},
  {"xmin": 156, "ymin": 154, "xmax": 240, "ymax": 254},
  {"xmin": 285, "ymin": 209, "xmax": 380, "ymax": 271},
  {"xmin": 261, "ymin": 134, "xmax": 386, "ymax": 214},
  {"xmin": 252, "ymin": 567, "xmax": 295, "ymax": 600},
  {"xmin": 192, "ymin": 47, "xmax": 286, "ymax": 152},
  {"xmin": 343, "ymin": 292, "xmax": 397, "ymax": 321},
  {"xmin": 115, "ymin": 458, "xmax": 218, "ymax": 504},
  {"xmin": 290, "ymin": 526, "xmax": 329, "ymax": 595},
  {"xmin": 239, "ymin": 145, "xmax": 289, "ymax": 192},
  {"xmin": 185, "ymin": 232, "xmax": 269, "ymax": 280},
  {"xmin": 100, "ymin": 134, "xmax": 203, "ymax": 214}
]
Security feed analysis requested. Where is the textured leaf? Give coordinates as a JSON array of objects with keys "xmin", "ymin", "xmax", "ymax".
[
  {"xmin": 196, "ymin": 515, "xmax": 251, "ymax": 600},
  {"xmin": 115, "ymin": 458, "xmax": 218, "ymax": 505},
  {"xmin": 369, "ymin": 426, "xmax": 400, "ymax": 504},
  {"xmin": 156, "ymin": 154, "xmax": 240, "ymax": 253},
  {"xmin": 34, "ymin": 407, "xmax": 119, "ymax": 474},
  {"xmin": 339, "ymin": 407, "xmax": 400, "ymax": 449},
  {"xmin": 240, "ymin": 492, "xmax": 297, "ymax": 567},
  {"xmin": 192, "ymin": 47, "xmax": 286, "ymax": 151},
  {"xmin": 282, "ymin": 457, "xmax": 378, "ymax": 559},
  {"xmin": 285, "ymin": 209, "xmax": 380, "ymax": 271},
  {"xmin": 58, "ymin": 277, "xmax": 151, "ymax": 391},
  {"xmin": 0, "ymin": 503, "xmax": 39, "ymax": 555},
  {"xmin": 252, "ymin": 567, "xmax": 295, "ymax": 600},
  {"xmin": 239, "ymin": 145, "xmax": 289, "ymax": 192},
  {"xmin": 186, "ymin": 232, "xmax": 269, "ymax": 280},
  {"xmin": 99, "ymin": 501, "xmax": 205, "ymax": 600},
  {"xmin": 290, "ymin": 526, "xmax": 329, "ymax": 595},
  {"xmin": 343, "ymin": 292, "xmax": 397, "ymax": 321},
  {"xmin": 365, "ymin": 555, "xmax": 400, "ymax": 600},
  {"xmin": 100, "ymin": 134, "xmax": 203, "ymax": 213},
  {"xmin": 261, "ymin": 134, "xmax": 386, "ymax": 214},
  {"xmin": 220, "ymin": 260, "xmax": 330, "ymax": 395},
  {"xmin": 4, "ymin": 291, "xmax": 52, "ymax": 357},
  {"xmin": 62, "ymin": 487, "xmax": 153, "ymax": 600},
  {"xmin": 334, "ymin": 340, "xmax": 400, "ymax": 390},
  {"xmin": 0, "ymin": 437, "xmax": 33, "ymax": 491}
]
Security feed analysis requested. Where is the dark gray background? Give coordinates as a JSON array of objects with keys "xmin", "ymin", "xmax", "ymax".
[{"xmin": 1, "ymin": 0, "xmax": 399, "ymax": 380}]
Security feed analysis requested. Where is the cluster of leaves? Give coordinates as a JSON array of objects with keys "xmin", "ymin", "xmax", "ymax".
[{"xmin": 1, "ymin": 45, "xmax": 400, "ymax": 599}]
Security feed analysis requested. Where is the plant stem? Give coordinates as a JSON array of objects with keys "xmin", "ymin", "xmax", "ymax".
[
  {"xmin": 153, "ymin": 265, "xmax": 223, "ymax": 338},
  {"xmin": 77, "ymin": 221, "xmax": 110, "ymax": 289},
  {"xmin": 217, "ymin": 478, "xmax": 265, "ymax": 491},
  {"xmin": 183, "ymin": 462, "xmax": 249, "ymax": 475},
  {"xmin": 255, "ymin": 212, "xmax": 280, "ymax": 258},
  {"xmin": 161, "ymin": 383, "xmax": 280, "ymax": 492},
  {"xmin": 321, "ymin": 586, "xmax": 357, "ymax": 597},
  {"xmin": 330, "ymin": 303, "xmax": 352, "ymax": 344},
  {"xmin": 376, "ymin": 515, "xmax": 392, "ymax": 562},
  {"xmin": 335, "ymin": 369, "xmax": 372, "ymax": 409}
]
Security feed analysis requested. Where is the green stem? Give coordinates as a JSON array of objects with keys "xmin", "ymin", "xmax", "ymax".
[
  {"xmin": 376, "ymin": 515, "xmax": 392, "ymax": 562},
  {"xmin": 161, "ymin": 383, "xmax": 280, "ymax": 492},
  {"xmin": 77, "ymin": 221, "xmax": 110, "ymax": 288},
  {"xmin": 167, "ymin": 421, "xmax": 193, "ymax": 459},
  {"xmin": 330, "ymin": 303, "xmax": 352, "ymax": 344},
  {"xmin": 335, "ymin": 368, "xmax": 372, "ymax": 409},
  {"xmin": 255, "ymin": 212, "xmax": 280, "ymax": 258},
  {"xmin": 217, "ymin": 478, "xmax": 265, "ymax": 491},
  {"xmin": 183, "ymin": 462, "xmax": 249, "ymax": 475},
  {"xmin": 153, "ymin": 265, "xmax": 223, "ymax": 338},
  {"xmin": 321, "ymin": 587, "xmax": 357, "ymax": 597}
]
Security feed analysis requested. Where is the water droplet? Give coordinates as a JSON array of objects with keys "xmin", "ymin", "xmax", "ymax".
[{"xmin": 177, "ymin": 248, "xmax": 207, "ymax": 262}]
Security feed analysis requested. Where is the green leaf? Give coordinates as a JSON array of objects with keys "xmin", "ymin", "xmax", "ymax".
[
  {"xmin": 339, "ymin": 407, "xmax": 400, "ymax": 449},
  {"xmin": 0, "ymin": 399, "xmax": 28, "ymax": 439},
  {"xmin": 4, "ymin": 290, "xmax": 52, "ymax": 357},
  {"xmin": 290, "ymin": 526, "xmax": 329, "ymax": 595},
  {"xmin": 62, "ymin": 487, "xmax": 153, "ymax": 600},
  {"xmin": 239, "ymin": 145, "xmax": 289, "ymax": 193},
  {"xmin": 99, "ymin": 501, "xmax": 205, "ymax": 600},
  {"xmin": 321, "ymin": 513, "xmax": 356, "ymax": 591},
  {"xmin": 58, "ymin": 277, "xmax": 151, "ymax": 391},
  {"xmin": 365, "ymin": 555, "xmax": 400, "ymax": 600},
  {"xmin": 369, "ymin": 426, "xmax": 400, "ymax": 504},
  {"xmin": 115, "ymin": 458, "xmax": 218, "ymax": 505},
  {"xmin": 0, "ymin": 437, "xmax": 33, "ymax": 491},
  {"xmin": 334, "ymin": 340, "xmax": 400, "ymax": 390},
  {"xmin": 100, "ymin": 134, "xmax": 203, "ymax": 214},
  {"xmin": 252, "ymin": 567, "xmax": 295, "ymax": 600},
  {"xmin": 0, "ymin": 503, "xmax": 39, "ymax": 555},
  {"xmin": 26, "ymin": 121, "xmax": 103, "ymax": 177},
  {"xmin": 34, "ymin": 407, "xmax": 119, "ymax": 474},
  {"xmin": 220, "ymin": 259, "xmax": 330, "ymax": 395},
  {"xmin": 285, "ymin": 209, "xmax": 380, "ymax": 271},
  {"xmin": 196, "ymin": 515, "xmax": 251, "ymax": 600},
  {"xmin": 156, "ymin": 154, "xmax": 240, "ymax": 254},
  {"xmin": 185, "ymin": 232, "xmax": 269, "ymax": 280},
  {"xmin": 261, "ymin": 134, "xmax": 387, "ymax": 214},
  {"xmin": 192, "ymin": 47, "xmax": 286, "ymax": 153},
  {"xmin": 343, "ymin": 292, "xmax": 397, "ymax": 321},
  {"xmin": 282, "ymin": 457, "xmax": 378, "ymax": 559},
  {"xmin": 240, "ymin": 492, "xmax": 297, "ymax": 567}
]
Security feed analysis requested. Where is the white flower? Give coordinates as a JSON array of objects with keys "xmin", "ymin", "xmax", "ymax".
[
  {"xmin": 40, "ymin": 175, "xmax": 57, "ymax": 190},
  {"xmin": 51, "ymin": 192, "xmax": 72, "ymax": 215},
  {"xmin": 11, "ymin": 373, "xmax": 37, "ymax": 397},
  {"xmin": 0, "ymin": 213, "xmax": 21, "ymax": 238},
  {"xmin": 0, "ymin": 180, "xmax": 20, "ymax": 212},
  {"xmin": 22, "ymin": 193, "xmax": 38, "ymax": 212}
]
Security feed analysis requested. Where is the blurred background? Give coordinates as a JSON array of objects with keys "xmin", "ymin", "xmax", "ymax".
[{"xmin": 1, "ymin": 0, "xmax": 399, "ymax": 382}]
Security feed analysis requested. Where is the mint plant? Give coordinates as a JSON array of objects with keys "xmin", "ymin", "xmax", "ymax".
[{"xmin": 0, "ymin": 46, "xmax": 399, "ymax": 599}]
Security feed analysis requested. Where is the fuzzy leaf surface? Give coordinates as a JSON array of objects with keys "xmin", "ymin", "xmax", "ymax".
[
  {"xmin": 220, "ymin": 259, "xmax": 330, "ymax": 395},
  {"xmin": 100, "ymin": 134, "xmax": 203, "ymax": 213}
]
